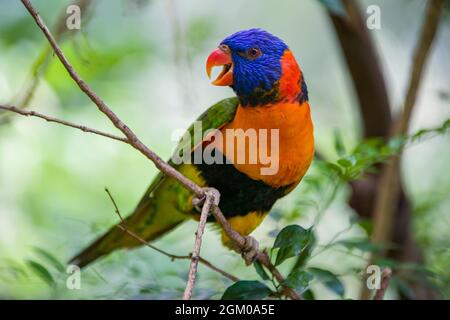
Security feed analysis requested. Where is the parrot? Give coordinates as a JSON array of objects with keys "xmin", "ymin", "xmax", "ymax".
[{"xmin": 70, "ymin": 28, "xmax": 314, "ymax": 268}]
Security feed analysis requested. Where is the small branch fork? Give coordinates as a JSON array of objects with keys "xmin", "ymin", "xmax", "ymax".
[
  {"xmin": 183, "ymin": 188, "xmax": 220, "ymax": 300},
  {"xmin": 15, "ymin": 0, "xmax": 300, "ymax": 300}
]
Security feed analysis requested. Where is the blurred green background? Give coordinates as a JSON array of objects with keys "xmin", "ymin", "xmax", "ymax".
[{"xmin": 0, "ymin": 0, "xmax": 449, "ymax": 299}]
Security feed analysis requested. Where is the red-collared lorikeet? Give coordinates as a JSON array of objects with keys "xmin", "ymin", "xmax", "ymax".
[{"xmin": 70, "ymin": 29, "xmax": 314, "ymax": 267}]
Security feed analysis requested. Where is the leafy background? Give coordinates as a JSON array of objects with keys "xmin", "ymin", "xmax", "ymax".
[{"xmin": 0, "ymin": 0, "xmax": 449, "ymax": 299}]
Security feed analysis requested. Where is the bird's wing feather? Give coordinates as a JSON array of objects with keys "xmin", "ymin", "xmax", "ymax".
[{"xmin": 69, "ymin": 97, "xmax": 238, "ymax": 267}]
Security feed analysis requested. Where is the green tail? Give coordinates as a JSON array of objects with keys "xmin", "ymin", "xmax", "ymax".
[{"xmin": 69, "ymin": 165, "xmax": 200, "ymax": 268}]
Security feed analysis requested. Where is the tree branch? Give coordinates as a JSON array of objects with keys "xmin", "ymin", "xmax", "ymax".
[
  {"xmin": 371, "ymin": 0, "xmax": 445, "ymax": 255},
  {"xmin": 329, "ymin": 0, "xmax": 392, "ymax": 139},
  {"xmin": 362, "ymin": 0, "xmax": 445, "ymax": 300},
  {"xmin": 0, "ymin": 105, "xmax": 127, "ymax": 143},
  {"xmin": 20, "ymin": 0, "xmax": 300, "ymax": 300},
  {"xmin": 20, "ymin": 0, "xmax": 205, "ymax": 199},
  {"xmin": 0, "ymin": 102, "xmax": 302, "ymax": 297},
  {"xmin": 183, "ymin": 189, "xmax": 218, "ymax": 300}
]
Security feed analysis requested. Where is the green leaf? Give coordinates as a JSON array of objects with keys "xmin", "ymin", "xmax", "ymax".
[
  {"xmin": 337, "ymin": 158, "xmax": 352, "ymax": 168},
  {"xmin": 221, "ymin": 281, "xmax": 272, "ymax": 300},
  {"xmin": 33, "ymin": 247, "xmax": 65, "ymax": 272},
  {"xmin": 308, "ymin": 267, "xmax": 344, "ymax": 296},
  {"xmin": 443, "ymin": 118, "xmax": 450, "ymax": 129},
  {"xmin": 254, "ymin": 261, "xmax": 270, "ymax": 281},
  {"xmin": 283, "ymin": 270, "xmax": 313, "ymax": 293},
  {"xmin": 387, "ymin": 135, "xmax": 407, "ymax": 153},
  {"xmin": 292, "ymin": 229, "xmax": 317, "ymax": 270},
  {"xmin": 356, "ymin": 218, "xmax": 374, "ymax": 235},
  {"xmin": 302, "ymin": 289, "xmax": 316, "ymax": 300},
  {"xmin": 323, "ymin": 162, "xmax": 343, "ymax": 177},
  {"xmin": 26, "ymin": 260, "xmax": 55, "ymax": 287},
  {"xmin": 273, "ymin": 225, "xmax": 312, "ymax": 266},
  {"xmin": 333, "ymin": 129, "xmax": 346, "ymax": 157}
]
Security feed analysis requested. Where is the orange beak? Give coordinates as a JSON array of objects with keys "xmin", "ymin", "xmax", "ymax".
[{"xmin": 206, "ymin": 47, "xmax": 233, "ymax": 86}]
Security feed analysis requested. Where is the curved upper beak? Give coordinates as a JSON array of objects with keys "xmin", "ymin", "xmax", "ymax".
[{"xmin": 206, "ymin": 47, "xmax": 233, "ymax": 86}]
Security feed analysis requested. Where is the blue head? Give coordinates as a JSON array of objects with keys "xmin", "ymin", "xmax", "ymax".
[{"xmin": 206, "ymin": 29, "xmax": 290, "ymax": 106}]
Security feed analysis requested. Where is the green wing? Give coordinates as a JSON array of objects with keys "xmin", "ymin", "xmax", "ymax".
[
  {"xmin": 70, "ymin": 97, "xmax": 238, "ymax": 267},
  {"xmin": 136, "ymin": 96, "xmax": 238, "ymax": 206}
]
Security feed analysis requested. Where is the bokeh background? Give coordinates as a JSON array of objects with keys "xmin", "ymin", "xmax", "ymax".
[{"xmin": 0, "ymin": 0, "xmax": 449, "ymax": 299}]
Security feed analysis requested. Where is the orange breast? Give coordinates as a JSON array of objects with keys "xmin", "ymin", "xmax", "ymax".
[{"xmin": 214, "ymin": 102, "xmax": 314, "ymax": 188}]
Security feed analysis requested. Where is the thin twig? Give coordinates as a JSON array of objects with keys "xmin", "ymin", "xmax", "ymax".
[
  {"xmin": 0, "ymin": 105, "xmax": 127, "ymax": 143},
  {"xmin": 196, "ymin": 256, "xmax": 239, "ymax": 282},
  {"xmin": 104, "ymin": 188, "xmax": 238, "ymax": 283},
  {"xmin": 373, "ymin": 268, "xmax": 392, "ymax": 300},
  {"xmin": 20, "ymin": 0, "xmax": 299, "ymax": 300},
  {"xmin": 183, "ymin": 190, "xmax": 216, "ymax": 300}
]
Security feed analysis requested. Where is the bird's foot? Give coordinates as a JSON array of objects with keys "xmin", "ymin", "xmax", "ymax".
[
  {"xmin": 240, "ymin": 235, "xmax": 259, "ymax": 266},
  {"xmin": 192, "ymin": 187, "xmax": 220, "ymax": 212}
]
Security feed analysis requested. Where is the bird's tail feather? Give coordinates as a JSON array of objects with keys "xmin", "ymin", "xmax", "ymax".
[
  {"xmin": 69, "ymin": 195, "xmax": 187, "ymax": 268},
  {"xmin": 69, "ymin": 220, "xmax": 183, "ymax": 268}
]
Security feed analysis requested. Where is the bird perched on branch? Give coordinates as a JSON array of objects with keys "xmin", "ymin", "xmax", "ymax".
[{"xmin": 70, "ymin": 29, "xmax": 314, "ymax": 267}]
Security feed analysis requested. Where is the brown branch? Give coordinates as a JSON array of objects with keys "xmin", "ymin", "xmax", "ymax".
[
  {"xmin": 373, "ymin": 268, "xmax": 392, "ymax": 300},
  {"xmin": 329, "ymin": 0, "xmax": 392, "ymax": 139},
  {"xmin": 183, "ymin": 189, "xmax": 218, "ymax": 300},
  {"xmin": 1, "ymin": 103, "xmax": 242, "ymax": 286},
  {"xmin": 196, "ymin": 256, "xmax": 239, "ymax": 283},
  {"xmin": 394, "ymin": 0, "xmax": 445, "ymax": 136},
  {"xmin": 20, "ymin": 0, "xmax": 299, "ymax": 300},
  {"xmin": 0, "ymin": 105, "xmax": 127, "ymax": 143},
  {"xmin": 371, "ymin": 0, "xmax": 445, "ymax": 253},
  {"xmin": 325, "ymin": 0, "xmax": 442, "ymax": 300},
  {"xmin": 361, "ymin": 0, "xmax": 445, "ymax": 300},
  {"xmin": 104, "ymin": 188, "xmax": 239, "ymax": 283},
  {"xmin": 20, "ymin": 0, "xmax": 205, "ymax": 199}
]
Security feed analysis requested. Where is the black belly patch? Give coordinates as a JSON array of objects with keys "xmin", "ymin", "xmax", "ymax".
[{"xmin": 193, "ymin": 149, "xmax": 290, "ymax": 218}]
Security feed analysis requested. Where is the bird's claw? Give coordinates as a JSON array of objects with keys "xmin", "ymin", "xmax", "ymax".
[
  {"xmin": 192, "ymin": 194, "xmax": 206, "ymax": 212},
  {"xmin": 192, "ymin": 187, "xmax": 220, "ymax": 212},
  {"xmin": 241, "ymin": 236, "xmax": 259, "ymax": 265},
  {"xmin": 204, "ymin": 188, "xmax": 221, "ymax": 206}
]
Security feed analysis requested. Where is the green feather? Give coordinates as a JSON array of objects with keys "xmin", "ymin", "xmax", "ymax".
[{"xmin": 70, "ymin": 97, "xmax": 239, "ymax": 268}]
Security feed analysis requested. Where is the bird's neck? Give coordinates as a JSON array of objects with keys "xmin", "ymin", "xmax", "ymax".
[{"xmin": 236, "ymin": 49, "xmax": 308, "ymax": 107}]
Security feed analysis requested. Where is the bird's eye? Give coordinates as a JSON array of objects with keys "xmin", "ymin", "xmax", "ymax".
[
  {"xmin": 246, "ymin": 47, "xmax": 261, "ymax": 59},
  {"xmin": 219, "ymin": 44, "xmax": 230, "ymax": 53}
]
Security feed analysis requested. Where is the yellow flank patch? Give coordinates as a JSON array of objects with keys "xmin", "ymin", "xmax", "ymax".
[
  {"xmin": 177, "ymin": 164, "xmax": 208, "ymax": 216},
  {"xmin": 178, "ymin": 163, "xmax": 207, "ymax": 187},
  {"xmin": 220, "ymin": 211, "xmax": 268, "ymax": 249}
]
